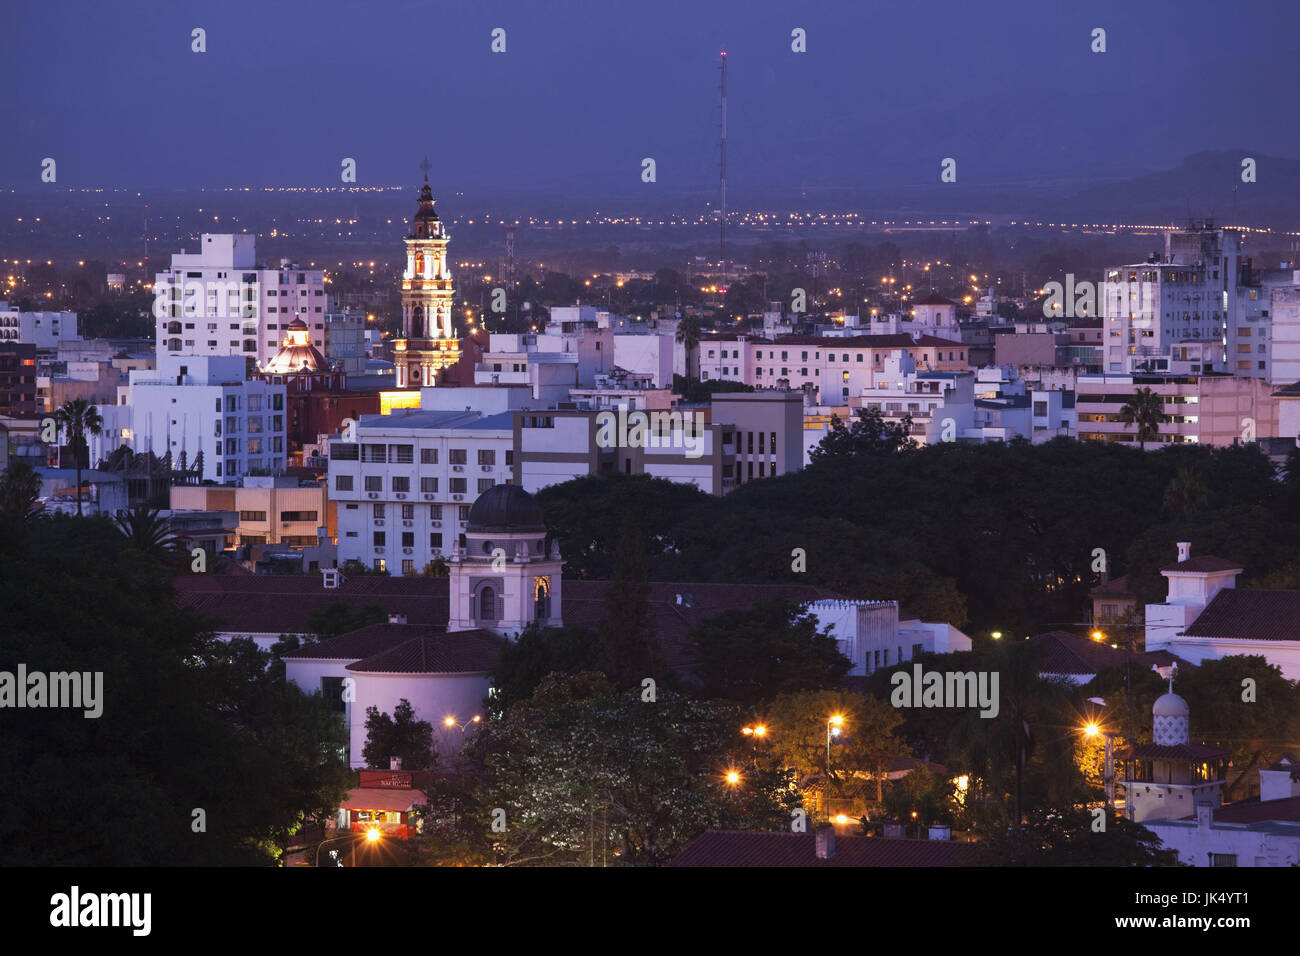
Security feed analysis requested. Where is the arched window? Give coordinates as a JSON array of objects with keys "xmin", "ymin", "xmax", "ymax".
[
  {"xmin": 414, "ymin": 252, "xmax": 425, "ymax": 276},
  {"xmin": 534, "ymin": 577, "xmax": 550, "ymax": 623},
  {"xmin": 479, "ymin": 586, "xmax": 497, "ymax": 621}
]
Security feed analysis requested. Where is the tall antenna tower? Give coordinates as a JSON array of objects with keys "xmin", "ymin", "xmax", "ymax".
[
  {"xmin": 504, "ymin": 224, "xmax": 517, "ymax": 288},
  {"xmin": 719, "ymin": 50, "xmax": 728, "ymax": 295}
]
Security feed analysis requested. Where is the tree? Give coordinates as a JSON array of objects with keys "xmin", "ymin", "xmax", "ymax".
[
  {"xmin": 0, "ymin": 459, "xmax": 43, "ymax": 522},
  {"xmin": 114, "ymin": 506, "xmax": 178, "ymax": 559},
  {"xmin": 1162, "ymin": 465, "xmax": 1208, "ymax": 519},
  {"xmin": 809, "ymin": 407, "xmax": 916, "ymax": 462},
  {"xmin": 674, "ymin": 315, "xmax": 701, "ymax": 379},
  {"xmin": 487, "ymin": 621, "xmax": 602, "ymax": 718},
  {"xmin": 766, "ymin": 689, "xmax": 904, "ymax": 805},
  {"xmin": 467, "ymin": 673, "xmax": 800, "ymax": 865},
  {"xmin": 307, "ymin": 600, "xmax": 387, "ymax": 639},
  {"xmin": 686, "ymin": 600, "xmax": 850, "ymax": 705},
  {"xmin": 54, "ymin": 397, "xmax": 104, "ymax": 516},
  {"xmin": 976, "ymin": 806, "xmax": 1181, "ymax": 866},
  {"xmin": 597, "ymin": 515, "xmax": 661, "ymax": 687},
  {"xmin": 1119, "ymin": 387, "xmax": 1166, "ymax": 445},
  {"xmin": 0, "ymin": 516, "xmax": 350, "ymax": 864},
  {"xmin": 362, "ymin": 699, "xmax": 435, "ymax": 771}
]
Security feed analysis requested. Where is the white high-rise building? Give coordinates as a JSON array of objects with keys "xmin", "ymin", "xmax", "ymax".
[
  {"xmin": 154, "ymin": 234, "xmax": 327, "ymax": 371},
  {"xmin": 1101, "ymin": 221, "xmax": 1243, "ymax": 376},
  {"xmin": 329, "ymin": 409, "xmax": 515, "ymax": 575},
  {"xmin": 119, "ymin": 354, "xmax": 287, "ymax": 483},
  {"xmin": 0, "ymin": 303, "xmax": 81, "ymax": 349}
]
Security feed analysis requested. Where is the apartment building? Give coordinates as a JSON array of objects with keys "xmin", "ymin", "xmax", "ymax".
[
  {"xmin": 117, "ymin": 354, "xmax": 288, "ymax": 483},
  {"xmin": 701, "ymin": 334, "xmax": 969, "ymax": 402},
  {"xmin": 329, "ymin": 409, "xmax": 515, "ymax": 575},
  {"xmin": 154, "ymin": 234, "xmax": 327, "ymax": 370},
  {"xmin": 0, "ymin": 302, "xmax": 81, "ymax": 349},
  {"xmin": 170, "ymin": 475, "xmax": 336, "ymax": 548},
  {"xmin": 1076, "ymin": 373, "xmax": 1278, "ymax": 447}
]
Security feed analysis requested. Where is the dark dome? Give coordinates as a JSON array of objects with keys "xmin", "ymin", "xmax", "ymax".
[{"xmin": 465, "ymin": 484, "xmax": 545, "ymax": 533}]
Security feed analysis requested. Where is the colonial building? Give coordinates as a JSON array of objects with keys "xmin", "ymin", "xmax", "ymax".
[
  {"xmin": 1119, "ymin": 685, "xmax": 1228, "ymax": 824},
  {"xmin": 393, "ymin": 171, "xmax": 460, "ymax": 387}
]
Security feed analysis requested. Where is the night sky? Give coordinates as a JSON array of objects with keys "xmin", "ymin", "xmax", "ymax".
[{"xmin": 3, "ymin": 0, "xmax": 1296, "ymax": 198}]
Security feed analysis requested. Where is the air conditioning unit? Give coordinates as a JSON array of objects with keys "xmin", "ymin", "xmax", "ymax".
[
  {"xmin": 367, "ymin": 492, "xmax": 379, "ymax": 499},
  {"xmin": 423, "ymin": 494, "xmax": 436, "ymax": 500},
  {"xmin": 431, "ymin": 520, "xmax": 441, "ymax": 527},
  {"xmin": 403, "ymin": 548, "xmax": 413, "ymax": 555},
  {"xmin": 453, "ymin": 465, "xmax": 464, "ymax": 472},
  {"xmin": 395, "ymin": 493, "xmax": 406, "ymax": 499},
  {"xmin": 374, "ymin": 547, "xmax": 385, "ymax": 554},
  {"xmin": 481, "ymin": 465, "xmax": 492, "ymax": 472},
  {"xmin": 402, "ymin": 520, "xmax": 413, "ymax": 527},
  {"xmin": 374, "ymin": 519, "xmax": 384, "ymax": 526},
  {"xmin": 453, "ymin": 494, "xmax": 463, "ymax": 501}
]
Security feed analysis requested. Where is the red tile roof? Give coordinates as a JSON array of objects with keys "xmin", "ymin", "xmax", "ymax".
[
  {"xmin": 343, "ymin": 626, "xmax": 505, "ymax": 674},
  {"xmin": 1183, "ymin": 589, "xmax": 1300, "ymax": 643},
  {"xmin": 1160, "ymin": 556, "xmax": 1243, "ymax": 574},
  {"xmin": 1121, "ymin": 742, "xmax": 1230, "ymax": 761},
  {"xmin": 1209, "ymin": 795, "xmax": 1300, "ymax": 825},
  {"xmin": 1090, "ymin": 575, "xmax": 1133, "ymax": 598},
  {"xmin": 1030, "ymin": 630, "xmax": 1187, "ymax": 677},
  {"xmin": 668, "ymin": 830, "xmax": 979, "ymax": 867},
  {"xmin": 175, "ymin": 574, "xmax": 845, "ymax": 669}
]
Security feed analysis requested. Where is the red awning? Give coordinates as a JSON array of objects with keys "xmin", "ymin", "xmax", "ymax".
[{"xmin": 340, "ymin": 787, "xmax": 427, "ymax": 813}]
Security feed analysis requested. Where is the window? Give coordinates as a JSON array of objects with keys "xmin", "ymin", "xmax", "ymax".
[
  {"xmin": 449, "ymin": 448, "xmax": 467, "ymax": 465},
  {"xmin": 770, "ymin": 432, "xmax": 777, "ymax": 455},
  {"xmin": 478, "ymin": 448, "xmax": 496, "ymax": 465},
  {"xmin": 321, "ymin": 676, "xmax": 346, "ymax": 715},
  {"xmin": 373, "ymin": 504, "xmax": 385, "ymax": 518},
  {"xmin": 336, "ymin": 475, "xmax": 353, "ymax": 491},
  {"xmin": 459, "ymin": 506, "xmax": 471, "ymax": 521},
  {"xmin": 421, "ymin": 448, "xmax": 438, "ymax": 464},
  {"xmin": 430, "ymin": 533, "xmax": 443, "ymax": 549},
  {"xmin": 374, "ymin": 559, "xmax": 385, "ymax": 572},
  {"xmin": 392, "ymin": 476, "xmax": 410, "ymax": 493},
  {"xmin": 421, "ymin": 477, "xmax": 438, "ymax": 493},
  {"xmin": 402, "ymin": 560, "xmax": 414, "ymax": 575},
  {"xmin": 430, "ymin": 505, "xmax": 443, "ymax": 519},
  {"xmin": 362, "ymin": 443, "xmax": 385, "ymax": 463},
  {"xmin": 1209, "ymin": 853, "xmax": 1237, "ymax": 867},
  {"xmin": 280, "ymin": 511, "xmax": 318, "ymax": 522},
  {"xmin": 479, "ymin": 587, "xmax": 497, "ymax": 620},
  {"xmin": 239, "ymin": 511, "xmax": 267, "ymax": 522},
  {"xmin": 478, "ymin": 478, "xmax": 495, "ymax": 493},
  {"xmin": 390, "ymin": 444, "xmax": 414, "ymax": 464},
  {"xmin": 373, "ymin": 531, "xmax": 386, "ymax": 546},
  {"xmin": 364, "ymin": 475, "xmax": 382, "ymax": 492},
  {"xmin": 505, "ymin": 450, "xmax": 514, "ymax": 466},
  {"xmin": 402, "ymin": 532, "xmax": 414, "ymax": 547},
  {"xmin": 450, "ymin": 478, "xmax": 466, "ymax": 494}
]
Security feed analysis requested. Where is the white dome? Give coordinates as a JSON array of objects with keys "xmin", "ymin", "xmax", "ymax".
[{"xmin": 1153, "ymin": 692, "xmax": 1189, "ymax": 718}]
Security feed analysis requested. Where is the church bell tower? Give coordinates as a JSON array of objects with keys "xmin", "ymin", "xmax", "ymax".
[{"xmin": 395, "ymin": 159, "xmax": 460, "ymax": 387}]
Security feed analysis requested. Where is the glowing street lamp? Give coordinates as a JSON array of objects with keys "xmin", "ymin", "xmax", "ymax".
[
  {"xmin": 826, "ymin": 714, "xmax": 844, "ymax": 765},
  {"xmin": 444, "ymin": 714, "xmax": 482, "ymax": 732},
  {"xmin": 741, "ymin": 724, "xmax": 767, "ymax": 737},
  {"xmin": 725, "ymin": 770, "xmax": 741, "ymax": 786}
]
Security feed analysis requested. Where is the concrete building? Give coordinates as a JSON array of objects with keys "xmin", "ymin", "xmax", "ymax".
[
  {"xmin": 0, "ymin": 343, "xmax": 40, "ymax": 416},
  {"xmin": 805, "ymin": 599, "xmax": 971, "ymax": 676},
  {"xmin": 0, "ymin": 303, "xmax": 81, "ymax": 349},
  {"xmin": 119, "ymin": 353, "xmax": 287, "ymax": 483},
  {"xmin": 1144, "ymin": 542, "xmax": 1300, "ymax": 682},
  {"xmin": 328, "ymin": 409, "xmax": 515, "ymax": 575},
  {"xmin": 1119, "ymin": 688, "xmax": 1228, "ymax": 824},
  {"xmin": 154, "ymin": 234, "xmax": 327, "ymax": 370},
  {"xmin": 170, "ymin": 475, "xmax": 336, "ymax": 549},
  {"xmin": 1075, "ymin": 373, "xmax": 1278, "ymax": 447}
]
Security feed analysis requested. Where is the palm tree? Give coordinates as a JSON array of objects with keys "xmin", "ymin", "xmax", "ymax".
[
  {"xmin": 674, "ymin": 316, "xmax": 701, "ymax": 380},
  {"xmin": 0, "ymin": 459, "xmax": 44, "ymax": 522},
  {"xmin": 54, "ymin": 398, "xmax": 104, "ymax": 516},
  {"xmin": 114, "ymin": 506, "xmax": 178, "ymax": 559},
  {"xmin": 1118, "ymin": 387, "xmax": 1165, "ymax": 446},
  {"xmin": 1162, "ymin": 465, "xmax": 1208, "ymax": 519}
]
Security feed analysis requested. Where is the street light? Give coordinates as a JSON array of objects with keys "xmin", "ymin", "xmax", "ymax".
[
  {"xmin": 826, "ymin": 714, "xmax": 844, "ymax": 766},
  {"xmin": 741, "ymin": 724, "xmax": 767, "ymax": 737},
  {"xmin": 444, "ymin": 714, "xmax": 481, "ymax": 732}
]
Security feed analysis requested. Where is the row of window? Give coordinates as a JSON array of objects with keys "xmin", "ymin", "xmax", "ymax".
[
  {"xmin": 237, "ymin": 510, "xmax": 318, "ymax": 523},
  {"xmin": 336, "ymin": 475, "xmax": 498, "ymax": 494}
]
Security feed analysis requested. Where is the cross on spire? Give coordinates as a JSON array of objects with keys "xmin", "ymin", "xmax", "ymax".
[{"xmin": 419, "ymin": 156, "xmax": 431, "ymax": 180}]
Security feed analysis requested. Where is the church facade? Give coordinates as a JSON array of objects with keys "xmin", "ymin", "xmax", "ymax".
[{"xmin": 393, "ymin": 167, "xmax": 461, "ymax": 388}]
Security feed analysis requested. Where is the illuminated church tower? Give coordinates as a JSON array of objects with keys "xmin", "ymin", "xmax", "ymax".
[{"xmin": 395, "ymin": 160, "xmax": 460, "ymax": 387}]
